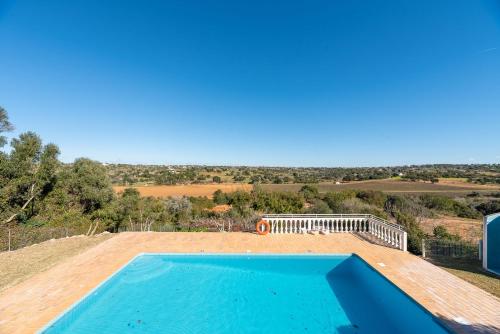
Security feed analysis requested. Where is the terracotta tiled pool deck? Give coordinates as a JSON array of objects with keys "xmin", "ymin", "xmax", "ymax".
[{"xmin": 0, "ymin": 232, "xmax": 499, "ymax": 334}]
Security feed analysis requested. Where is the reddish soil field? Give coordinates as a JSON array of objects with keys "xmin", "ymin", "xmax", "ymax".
[{"xmin": 113, "ymin": 183, "xmax": 253, "ymax": 198}]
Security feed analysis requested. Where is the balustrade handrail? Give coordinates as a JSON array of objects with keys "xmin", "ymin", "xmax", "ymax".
[
  {"xmin": 261, "ymin": 213, "xmax": 407, "ymax": 251},
  {"xmin": 262, "ymin": 214, "xmax": 405, "ymax": 232},
  {"xmin": 369, "ymin": 216, "xmax": 405, "ymax": 231},
  {"xmin": 262, "ymin": 214, "xmax": 372, "ymax": 218}
]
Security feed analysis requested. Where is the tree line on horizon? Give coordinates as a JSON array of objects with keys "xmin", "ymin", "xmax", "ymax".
[
  {"xmin": 1, "ymin": 106, "xmax": 500, "ymax": 255},
  {"xmin": 105, "ymin": 162, "xmax": 500, "ymax": 186}
]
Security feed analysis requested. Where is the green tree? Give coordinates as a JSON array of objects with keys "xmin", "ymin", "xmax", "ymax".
[
  {"xmin": 299, "ymin": 185, "xmax": 319, "ymax": 201},
  {"xmin": 165, "ymin": 197, "xmax": 192, "ymax": 230},
  {"xmin": 0, "ymin": 106, "xmax": 13, "ymax": 148},
  {"xmin": 1, "ymin": 132, "xmax": 60, "ymax": 224},
  {"xmin": 213, "ymin": 189, "xmax": 229, "ymax": 205},
  {"xmin": 63, "ymin": 158, "xmax": 114, "ymax": 213}
]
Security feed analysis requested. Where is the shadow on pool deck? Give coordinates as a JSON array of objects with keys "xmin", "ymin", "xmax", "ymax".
[{"xmin": 436, "ymin": 315, "xmax": 500, "ymax": 334}]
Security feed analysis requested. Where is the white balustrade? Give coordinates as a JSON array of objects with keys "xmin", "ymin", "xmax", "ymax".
[{"xmin": 262, "ymin": 214, "xmax": 407, "ymax": 251}]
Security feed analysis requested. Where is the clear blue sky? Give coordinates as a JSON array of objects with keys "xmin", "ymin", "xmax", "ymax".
[{"xmin": 0, "ymin": 0, "xmax": 499, "ymax": 166}]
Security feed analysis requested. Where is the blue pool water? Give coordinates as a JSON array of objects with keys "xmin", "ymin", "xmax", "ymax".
[{"xmin": 41, "ymin": 254, "xmax": 449, "ymax": 334}]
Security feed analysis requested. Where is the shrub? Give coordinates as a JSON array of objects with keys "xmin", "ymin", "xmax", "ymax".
[
  {"xmin": 419, "ymin": 194, "xmax": 480, "ymax": 219},
  {"xmin": 213, "ymin": 189, "xmax": 229, "ymax": 205},
  {"xmin": 299, "ymin": 185, "xmax": 319, "ymax": 201},
  {"xmin": 432, "ymin": 225, "xmax": 460, "ymax": 241},
  {"xmin": 251, "ymin": 190, "xmax": 304, "ymax": 214},
  {"xmin": 356, "ymin": 190, "xmax": 387, "ymax": 207},
  {"xmin": 189, "ymin": 196, "xmax": 215, "ymax": 217},
  {"xmin": 323, "ymin": 190, "xmax": 356, "ymax": 212},
  {"xmin": 306, "ymin": 199, "xmax": 332, "ymax": 214},
  {"xmin": 475, "ymin": 200, "xmax": 500, "ymax": 216},
  {"xmin": 394, "ymin": 212, "xmax": 426, "ymax": 255}
]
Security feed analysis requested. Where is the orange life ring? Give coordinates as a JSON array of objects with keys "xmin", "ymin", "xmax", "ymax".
[{"xmin": 256, "ymin": 220, "xmax": 271, "ymax": 235}]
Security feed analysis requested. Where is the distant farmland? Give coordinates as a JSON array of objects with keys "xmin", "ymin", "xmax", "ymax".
[
  {"xmin": 113, "ymin": 184, "xmax": 253, "ymax": 198},
  {"xmin": 261, "ymin": 179, "xmax": 500, "ymax": 195},
  {"xmin": 113, "ymin": 179, "xmax": 499, "ymax": 198}
]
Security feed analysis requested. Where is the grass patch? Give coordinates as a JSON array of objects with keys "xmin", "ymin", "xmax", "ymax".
[{"xmin": 0, "ymin": 233, "xmax": 113, "ymax": 292}]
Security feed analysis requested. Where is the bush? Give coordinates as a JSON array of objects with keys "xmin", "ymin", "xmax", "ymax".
[
  {"xmin": 299, "ymin": 185, "xmax": 319, "ymax": 201},
  {"xmin": 394, "ymin": 212, "xmax": 426, "ymax": 255},
  {"xmin": 189, "ymin": 196, "xmax": 215, "ymax": 217},
  {"xmin": 306, "ymin": 199, "xmax": 332, "ymax": 214},
  {"xmin": 433, "ymin": 225, "xmax": 460, "ymax": 241},
  {"xmin": 213, "ymin": 189, "xmax": 229, "ymax": 205},
  {"xmin": 251, "ymin": 190, "xmax": 304, "ymax": 214},
  {"xmin": 475, "ymin": 200, "xmax": 500, "ymax": 216},
  {"xmin": 323, "ymin": 190, "xmax": 356, "ymax": 212},
  {"xmin": 356, "ymin": 190, "xmax": 387, "ymax": 207},
  {"xmin": 227, "ymin": 191, "xmax": 252, "ymax": 216},
  {"xmin": 420, "ymin": 194, "xmax": 480, "ymax": 219}
]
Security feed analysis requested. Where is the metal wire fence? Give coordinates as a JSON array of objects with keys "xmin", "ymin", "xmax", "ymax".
[
  {"xmin": 117, "ymin": 224, "xmax": 178, "ymax": 233},
  {"xmin": 1, "ymin": 217, "xmax": 259, "ymax": 252},
  {"xmin": 422, "ymin": 238, "xmax": 480, "ymax": 260},
  {"xmin": 0, "ymin": 226, "xmax": 92, "ymax": 252}
]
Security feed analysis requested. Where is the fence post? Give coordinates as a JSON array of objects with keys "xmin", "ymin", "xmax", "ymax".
[
  {"xmin": 8, "ymin": 228, "xmax": 11, "ymax": 252},
  {"xmin": 422, "ymin": 239, "xmax": 426, "ymax": 258},
  {"xmin": 402, "ymin": 231, "xmax": 407, "ymax": 252}
]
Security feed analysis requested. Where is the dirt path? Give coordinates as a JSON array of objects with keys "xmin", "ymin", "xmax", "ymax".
[{"xmin": 0, "ymin": 233, "xmax": 114, "ymax": 292}]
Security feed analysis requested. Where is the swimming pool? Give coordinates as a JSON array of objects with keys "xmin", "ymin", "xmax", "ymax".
[{"xmin": 40, "ymin": 254, "xmax": 449, "ymax": 333}]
